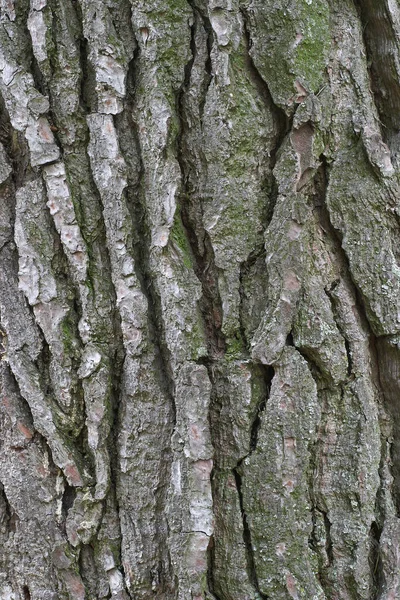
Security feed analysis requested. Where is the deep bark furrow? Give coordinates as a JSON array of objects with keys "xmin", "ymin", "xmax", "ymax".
[
  {"xmin": 232, "ymin": 466, "xmax": 268, "ymax": 600},
  {"xmin": 240, "ymin": 6, "xmax": 290, "ymax": 170},
  {"xmin": 114, "ymin": 33, "xmax": 177, "ymax": 492},
  {"xmin": 354, "ymin": 0, "xmax": 400, "ymax": 153},
  {"xmin": 176, "ymin": 13, "xmax": 226, "ymax": 359}
]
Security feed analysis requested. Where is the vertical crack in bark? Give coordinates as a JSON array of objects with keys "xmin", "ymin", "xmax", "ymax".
[
  {"xmin": 310, "ymin": 155, "xmax": 390, "ymax": 589},
  {"xmin": 205, "ymin": 534, "xmax": 223, "ymax": 600},
  {"xmin": 353, "ymin": 0, "xmax": 400, "ymax": 155},
  {"xmin": 22, "ymin": 585, "xmax": 31, "ymax": 600},
  {"xmin": 249, "ymin": 365, "xmax": 274, "ymax": 453},
  {"xmin": 0, "ymin": 481, "xmax": 12, "ymax": 538},
  {"xmin": 0, "ymin": 95, "xmax": 29, "ymax": 190},
  {"xmin": 70, "ymin": 0, "xmax": 97, "ymax": 115},
  {"xmin": 232, "ymin": 467, "xmax": 268, "ymax": 600},
  {"xmin": 115, "ymin": 45, "xmax": 176, "ymax": 417},
  {"xmin": 176, "ymin": 12, "xmax": 226, "ymax": 359},
  {"xmin": 369, "ymin": 520, "xmax": 383, "ymax": 599},
  {"xmin": 231, "ymin": 365, "xmax": 273, "ymax": 600},
  {"xmin": 113, "ymin": 32, "xmax": 177, "ymax": 593},
  {"xmin": 322, "ymin": 509, "xmax": 334, "ymax": 567},
  {"xmin": 238, "ymin": 8, "xmax": 293, "ymax": 353}
]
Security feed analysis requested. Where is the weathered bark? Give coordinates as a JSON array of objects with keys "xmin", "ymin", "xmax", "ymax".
[{"xmin": 0, "ymin": 0, "xmax": 400, "ymax": 598}]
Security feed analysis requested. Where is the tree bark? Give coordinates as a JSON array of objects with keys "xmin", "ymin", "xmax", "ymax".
[{"xmin": 0, "ymin": 0, "xmax": 400, "ymax": 598}]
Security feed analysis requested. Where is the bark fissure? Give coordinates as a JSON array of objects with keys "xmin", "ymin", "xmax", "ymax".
[
  {"xmin": 309, "ymin": 155, "xmax": 395, "ymax": 591},
  {"xmin": 187, "ymin": 2, "xmax": 213, "ymax": 126},
  {"xmin": 232, "ymin": 466, "xmax": 268, "ymax": 600},
  {"xmin": 176, "ymin": 24, "xmax": 226, "ymax": 359},
  {"xmin": 0, "ymin": 482, "xmax": 11, "ymax": 539},
  {"xmin": 113, "ymin": 34, "xmax": 178, "ymax": 594},
  {"xmin": 116, "ymin": 48, "xmax": 177, "ymax": 415},
  {"xmin": 229, "ymin": 365, "xmax": 274, "ymax": 599},
  {"xmin": 369, "ymin": 520, "xmax": 384, "ymax": 599},
  {"xmin": 354, "ymin": 0, "xmax": 400, "ymax": 154}
]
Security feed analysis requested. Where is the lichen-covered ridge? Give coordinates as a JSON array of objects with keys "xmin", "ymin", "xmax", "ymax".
[{"xmin": 0, "ymin": 0, "xmax": 400, "ymax": 598}]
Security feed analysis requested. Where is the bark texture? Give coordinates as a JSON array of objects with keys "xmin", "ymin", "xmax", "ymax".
[{"xmin": 0, "ymin": 0, "xmax": 400, "ymax": 598}]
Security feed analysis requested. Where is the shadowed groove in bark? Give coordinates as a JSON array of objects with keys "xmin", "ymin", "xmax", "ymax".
[
  {"xmin": 193, "ymin": 6, "xmax": 213, "ymax": 126},
  {"xmin": 206, "ymin": 535, "xmax": 223, "ymax": 600},
  {"xmin": 176, "ymin": 7, "xmax": 226, "ymax": 359},
  {"xmin": 0, "ymin": 94, "xmax": 31, "ymax": 190},
  {"xmin": 73, "ymin": 7, "xmax": 97, "ymax": 115},
  {"xmin": 353, "ymin": 0, "xmax": 400, "ymax": 155},
  {"xmin": 22, "ymin": 585, "xmax": 31, "ymax": 600},
  {"xmin": 116, "ymin": 39, "xmax": 177, "ymax": 410},
  {"xmin": 232, "ymin": 466, "xmax": 268, "ymax": 600},
  {"xmin": 230, "ymin": 365, "xmax": 273, "ymax": 600},
  {"xmin": 374, "ymin": 336, "xmax": 400, "ymax": 517},
  {"xmin": 369, "ymin": 520, "xmax": 384, "ymax": 599},
  {"xmin": 249, "ymin": 365, "xmax": 274, "ymax": 453},
  {"xmin": 322, "ymin": 510, "xmax": 334, "ymax": 567},
  {"xmin": 238, "ymin": 8, "xmax": 293, "ymax": 353},
  {"xmin": 240, "ymin": 7, "xmax": 290, "ymax": 172},
  {"xmin": 0, "ymin": 482, "xmax": 11, "ymax": 538},
  {"xmin": 113, "ymin": 30, "xmax": 178, "ymax": 593},
  {"xmin": 307, "ymin": 155, "xmax": 391, "ymax": 587}
]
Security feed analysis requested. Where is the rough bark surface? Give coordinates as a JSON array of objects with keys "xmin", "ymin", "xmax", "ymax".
[{"xmin": 0, "ymin": 0, "xmax": 400, "ymax": 598}]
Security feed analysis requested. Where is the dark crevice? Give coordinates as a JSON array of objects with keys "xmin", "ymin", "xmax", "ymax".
[
  {"xmin": 0, "ymin": 93, "xmax": 31, "ymax": 190},
  {"xmin": 232, "ymin": 467, "xmax": 268, "ymax": 600},
  {"xmin": 238, "ymin": 245, "xmax": 269, "ymax": 351},
  {"xmin": 113, "ymin": 29, "xmax": 176, "ymax": 597},
  {"xmin": 0, "ymin": 482, "xmax": 12, "ymax": 537},
  {"xmin": 354, "ymin": 0, "xmax": 400, "ymax": 158},
  {"xmin": 68, "ymin": 0, "xmax": 97, "ymax": 115},
  {"xmin": 206, "ymin": 535, "xmax": 222, "ymax": 600},
  {"xmin": 374, "ymin": 335, "xmax": 400, "ymax": 517},
  {"xmin": 344, "ymin": 337, "xmax": 353, "ymax": 378},
  {"xmin": 230, "ymin": 365, "xmax": 274, "ymax": 599},
  {"xmin": 249, "ymin": 365, "xmax": 274, "ymax": 453},
  {"xmin": 322, "ymin": 510, "xmax": 334, "ymax": 566},
  {"xmin": 186, "ymin": 0, "xmax": 213, "ymax": 126},
  {"xmin": 309, "ymin": 155, "xmax": 392, "ymax": 588},
  {"xmin": 176, "ymin": 10, "xmax": 226, "ymax": 359},
  {"xmin": 61, "ymin": 483, "xmax": 76, "ymax": 522},
  {"xmin": 78, "ymin": 37, "xmax": 96, "ymax": 115},
  {"xmin": 22, "ymin": 585, "xmax": 31, "ymax": 600},
  {"xmin": 369, "ymin": 521, "xmax": 383, "ymax": 599}
]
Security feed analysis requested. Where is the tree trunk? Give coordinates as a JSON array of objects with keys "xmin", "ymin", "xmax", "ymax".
[{"xmin": 0, "ymin": 0, "xmax": 399, "ymax": 598}]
